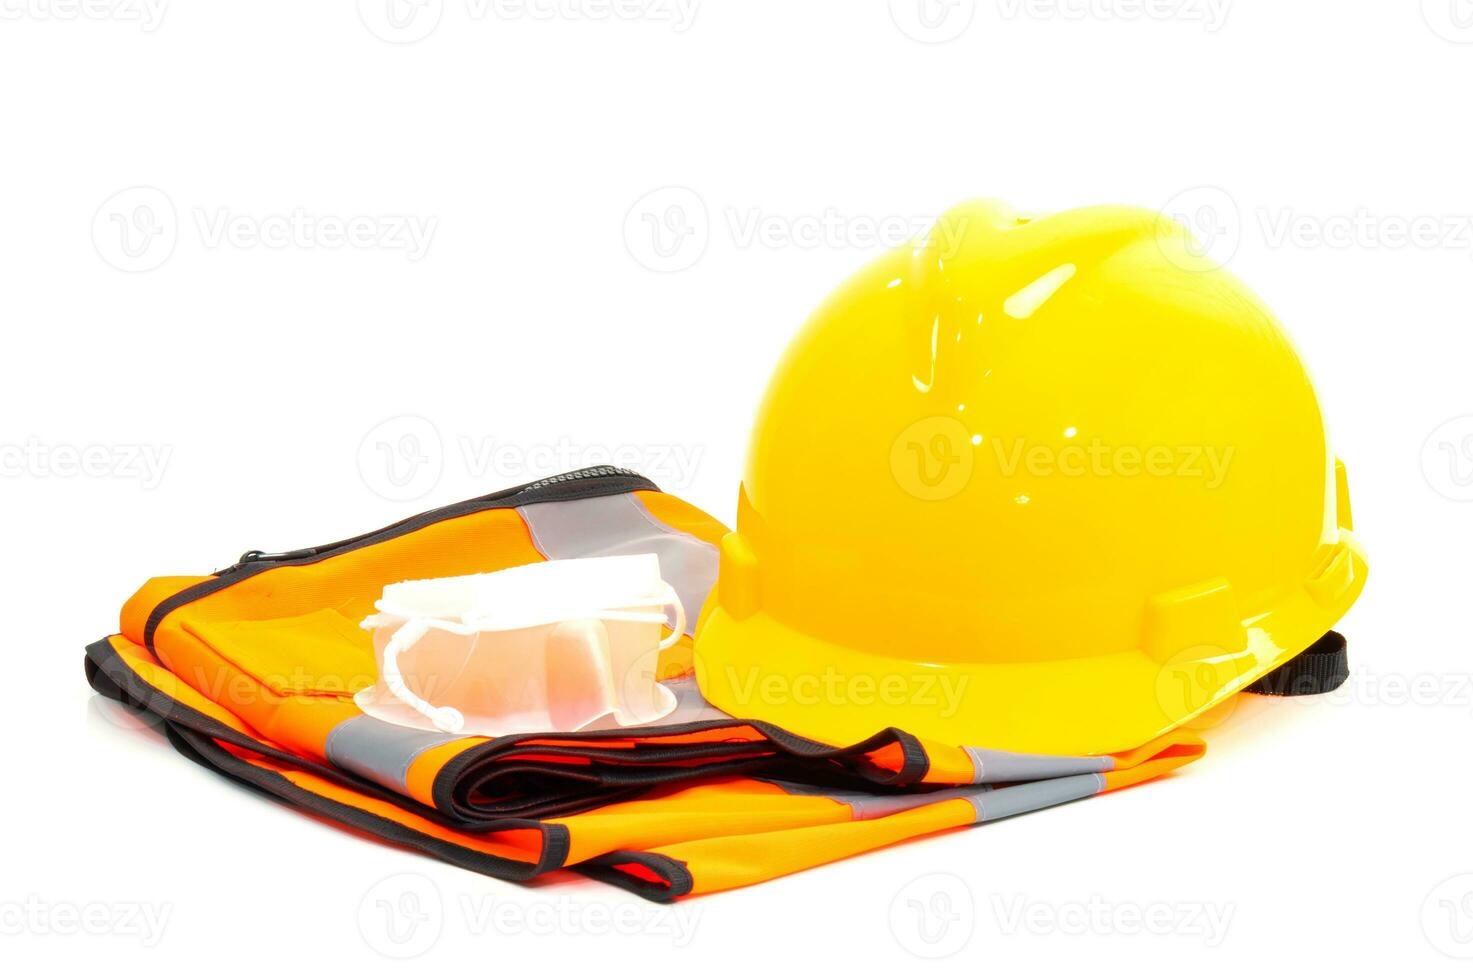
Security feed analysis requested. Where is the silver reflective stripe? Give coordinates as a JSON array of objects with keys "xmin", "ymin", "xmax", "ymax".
[
  {"xmin": 325, "ymin": 715, "xmax": 464, "ymax": 794},
  {"xmin": 967, "ymin": 773, "xmax": 1106, "ymax": 824},
  {"xmin": 762, "ymin": 780, "xmax": 993, "ymax": 821},
  {"xmin": 517, "ymin": 492, "xmax": 719, "ymax": 637},
  {"xmin": 764, "ymin": 771, "xmax": 1105, "ymax": 823},
  {"xmin": 963, "ymin": 745, "xmax": 1114, "ymax": 784}
]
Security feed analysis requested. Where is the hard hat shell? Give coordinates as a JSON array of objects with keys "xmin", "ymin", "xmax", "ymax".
[{"xmin": 694, "ymin": 199, "xmax": 1366, "ymax": 755}]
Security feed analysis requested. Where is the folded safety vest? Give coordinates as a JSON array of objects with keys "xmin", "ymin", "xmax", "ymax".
[{"xmin": 85, "ymin": 467, "xmax": 1205, "ymax": 901}]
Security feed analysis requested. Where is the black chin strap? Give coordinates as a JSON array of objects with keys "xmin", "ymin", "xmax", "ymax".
[{"xmin": 1244, "ymin": 631, "xmax": 1349, "ymax": 696}]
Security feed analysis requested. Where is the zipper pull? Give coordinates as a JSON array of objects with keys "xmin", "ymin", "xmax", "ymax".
[
  {"xmin": 216, "ymin": 547, "xmax": 318, "ymax": 576},
  {"xmin": 237, "ymin": 549, "xmax": 291, "ymax": 563}
]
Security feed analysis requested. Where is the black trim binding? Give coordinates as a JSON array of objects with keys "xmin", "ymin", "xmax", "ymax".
[
  {"xmin": 144, "ymin": 467, "xmax": 656, "ymax": 653},
  {"xmin": 85, "ymin": 638, "xmax": 570, "ymax": 882},
  {"xmin": 431, "ymin": 718, "xmax": 933, "ymax": 823},
  {"xmin": 85, "ymin": 629, "xmax": 936, "ymax": 900},
  {"xmin": 579, "ymin": 851, "xmax": 695, "ymax": 903}
]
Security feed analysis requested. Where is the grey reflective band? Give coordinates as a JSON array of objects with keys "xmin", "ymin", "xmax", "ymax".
[
  {"xmin": 763, "ymin": 771, "xmax": 1106, "ymax": 823},
  {"xmin": 517, "ymin": 492, "xmax": 719, "ymax": 637},
  {"xmin": 762, "ymin": 780, "xmax": 991, "ymax": 821},
  {"xmin": 963, "ymin": 745, "xmax": 1114, "ymax": 784},
  {"xmin": 325, "ymin": 714, "xmax": 463, "ymax": 793},
  {"xmin": 967, "ymin": 773, "xmax": 1106, "ymax": 824}
]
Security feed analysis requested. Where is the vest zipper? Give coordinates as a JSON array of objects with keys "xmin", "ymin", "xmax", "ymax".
[
  {"xmin": 145, "ymin": 466, "xmax": 658, "ymax": 652},
  {"xmin": 213, "ymin": 465, "xmax": 651, "ymax": 576}
]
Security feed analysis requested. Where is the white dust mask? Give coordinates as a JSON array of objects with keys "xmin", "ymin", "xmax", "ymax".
[{"xmin": 355, "ymin": 554, "xmax": 684, "ymax": 736}]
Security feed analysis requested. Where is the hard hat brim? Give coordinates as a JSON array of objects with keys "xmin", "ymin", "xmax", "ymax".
[{"xmin": 693, "ymin": 531, "xmax": 1366, "ymax": 756}]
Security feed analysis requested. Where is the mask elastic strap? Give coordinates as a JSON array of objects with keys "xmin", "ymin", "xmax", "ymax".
[
  {"xmin": 596, "ymin": 584, "xmax": 686, "ymax": 651},
  {"xmin": 375, "ymin": 617, "xmax": 470, "ymax": 734},
  {"xmin": 657, "ymin": 583, "xmax": 686, "ymax": 650}
]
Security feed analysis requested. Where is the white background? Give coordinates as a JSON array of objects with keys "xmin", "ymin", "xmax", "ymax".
[{"xmin": 3, "ymin": 0, "xmax": 1471, "ymax": 974}]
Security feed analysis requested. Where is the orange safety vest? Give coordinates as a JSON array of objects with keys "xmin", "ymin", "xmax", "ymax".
[{"xmin": 86, "ymin": 467, "xmax": 1207, "ymax": 900}]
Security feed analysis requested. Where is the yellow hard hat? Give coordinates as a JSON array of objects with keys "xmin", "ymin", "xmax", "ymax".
[{"xmin": 694, "ymin": 199, "xmax": 1366, "ymax": 755}]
